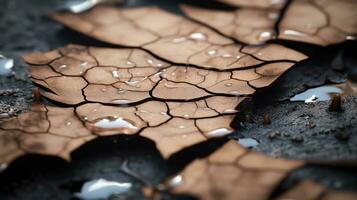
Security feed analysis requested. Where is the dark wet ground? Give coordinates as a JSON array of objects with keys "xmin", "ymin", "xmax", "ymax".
[{"xmin": 0, "ymin": 0, "xmax": 356, "ymax": 199}]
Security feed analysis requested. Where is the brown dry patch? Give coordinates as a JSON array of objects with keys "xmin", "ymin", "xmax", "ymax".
[
  {"xmin": 24, "ymin": 44, "xmax": 303, "ymax": 105},
  {"xmin": 181, "ymin": 0, "xmax": 357, "ymax": 46},
  {"xmin": 51, "ymin": 6, "xmax": 306, "ymax": 68},
  {"xmin": 169, "ymin": 140, "xmax": 304, "ymax": 200},
  {"xmin": 276, "ymin": 180, "xmax": 357, "ymax": 200}
]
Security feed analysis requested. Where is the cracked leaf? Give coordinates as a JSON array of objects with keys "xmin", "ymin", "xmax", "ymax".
[
  {"xmin": 279, "ymin": 0, "xmax": 357, "ymax": 46},
  {"xmin": 182, "ymin": 0, "xmax": 357, "ymax": 46},
  {"xmin": 17, "ymin": 43, "xmax": 305, "ymax": 160},
  {"xmin": 51, "ymin": 6, "xmax": 306, "ymax": 68},
  {"xmin": 215, "ymin": 0, "xmax": 287, "ymax": 9},
  {"xmin": 168, "ymin": 140, "xmax": 304, "ymax": 200},
  {"xmin": 24, "ymin": 44, "xmax": 304, "ymax": 105},
  {"xmin": 276, "ymin": 180, "xmax": 357, "ymax": 200}
]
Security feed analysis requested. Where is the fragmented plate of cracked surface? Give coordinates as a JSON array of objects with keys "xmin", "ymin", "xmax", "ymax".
[
  {"xmin": 182, "ymin": 0, "xmax": 357, "ymax": 46},
  {"xmin": 0, "ymin": 97, "xmax": 240, "ymax": 167},
  {"xmin": 276, "ymin": 180, "xmax": 357, "ymax": 200},
  {"xmin": 166, "ymin": 141, "xmax": 304, "ymax": 200},
  {"xmin": 1, "ymin": 38, "xmax": 305, "ymax": 166},
  {"xmin": 51, "ymin": 6, "xmax": 306, "ymax": 67},
  {"xmin": 24, "ymin": 44, "xmax": 305, "ymax": 105}
]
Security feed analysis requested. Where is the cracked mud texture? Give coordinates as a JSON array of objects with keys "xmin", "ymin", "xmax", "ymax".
[{"xmin": 0, "ymin": 0, "xmax": 357, "ymax": 200}]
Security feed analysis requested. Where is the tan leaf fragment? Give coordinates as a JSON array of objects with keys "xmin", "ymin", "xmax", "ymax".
[
  {"xmin": 182, "ymin": 0, "xmax": 357, "ymax": 46},
  {"xmin": 276, "ymin": 180, "xmax": 357, "ymax": 200},
  {"xmin": 51, "ymin": 6, "xmax": 306, "ymax": 69},
  {"xmin": 279, "ymin": 0, "xmax": 357, "ymax": 46},
  {"xmin": 17, "ymin": 43, "xmax": 306, "ymax": 160},
  {"xmin": 181, "ymin": 5, "xmax": 279, "ymax": 45},
  {"xmin": 24, "ymin": 45, "xmax": 304, "ymax": 105},
  {"xmin": 169, "ymin": 140, "xmax": 304, "ymax": 200},
  {"xmin": 0, "ymin": 96, "xmax": 242, "ymax": 167}
]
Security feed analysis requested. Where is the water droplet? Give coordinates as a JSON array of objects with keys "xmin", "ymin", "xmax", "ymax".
[
  {"xmin": 164, "ymin": 82, "xmax": 178, "ymax": 89},
  {"xmin": 183, "ymin": 114, "xmax": 190, "ymax": 119},
  {"xmin": 223, "ymin": 109, "xmax": 238, "ymax": 114},
  {"xmin": 207, "ymin": 128, "xmax": 232, "ymax": 137},
  {"xmin": 225, "ymin": 83, "xmax": 232, "ymax": 87},
  {"xmin": 258, "ymin": 31, "xmax": 272, "ymax": 41},
  {"xmin": 117, "ymin": 88, "xmax": 127, "ymax": 94},
  {"xmin": 168, "ymin": 175, "xmax": 183, "ymax": 188},
  {"xmin": 189, "ymin": 32, "xmax": 207, "ymax": 41},
  {"xmin": 147, "ymin": 59, "xmax": 154, "ymax": 65},
  {"xmin": 0, "ymin": 163, "xmax": 8, "ymax": 172},
  {"xmin": 290, "ymin": 86, "xmax": 343, "ymax": 103},
  {"xmin": 270, "ymin": 0, "xmax": 283, "ymax": 5},
  {"xmin": 80, "ymin": 61, "xmax": 88, "ymax": 66},
  {"xmin": 222, "ymin": 54, "xmax": 233, "ymax": 58},
  {"xmin": 160, "ymin": 111, "xmax": 168, "ymax": 116},
  {"xmin": 238, "ymin": 138, "xmax": 259, "ymax": 149},
  {"xmin": 112, "ymin": 99, "xmax": 130, "ymax": 104},
  {"xmin": 156, "ymin": 63, "xmax": 163, "ymax": 67},
  {"xmin": 207, "ymin": 50, "xmax": 217, "ymax": 56},
  {"xmin": 126, "ymin": 60, "xmax": 134, "ymax": 65},
  {"xmin": 74, "ymin": 178, "xmax": 132, "ymax": 200},
  {"xmin": 346, "ymin": 35, "xmax": 356, "ymax": 40},
  {"xmin": 59, "ymin": 64, "xmax": 67, "ymax": 69},
  {"xmin": 94, "ymin": 117, "xmax": 138, "ymax": 130},
  {"xmin": 268, "ymin": 12, "xmax": 279, "ymax": 19},
  {"xmin": 172, "ymin": 37, "xmax": 187, "ymax": 43},
  {"xmin": 66, "ymin": 121, "xmax": 72, "ymax": 126},
  {"xmin": 284, "ymin": 30, "xmax": 307, "ymax": 37},
  {"xmin": 138, "ymin": 110, "xmax": 148, "ymax": 113},
  {"xmin": 83, "ymin": 116, "xmax": 89, "ymax": 121},
  {"xmin": 178, "ymin": 125, "xmax": 186, "ymax": 129},
  {"xmin": 0, "ymin": 55, "xmax": 14, "ymax": 76},
  {"xmin": 125, "ymin": 80, "xmax": 141, "ymax": 88},
  {"xmin": 112, "ymin": 70, "xmax": 119, "ymax": 78},
  {"xmin": 101, "ymin": 88, "xmax": 107, "ymax": 92}
]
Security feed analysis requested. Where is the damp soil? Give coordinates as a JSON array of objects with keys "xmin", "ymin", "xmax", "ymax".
[{"xmin": 0, "ymin": 0, "xmax": 356, "ymax": 199}]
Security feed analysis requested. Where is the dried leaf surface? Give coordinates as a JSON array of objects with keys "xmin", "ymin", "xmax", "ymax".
[
  {"xmin": 276, "ymin": 180, "xmax": 357, "ymax": 200},
  {"xmin": 169, "ymin": 140, "xmax": 304, "ymax": 200},
  {"xmin": 279, "ymin": 0, "xmax": 357, "ymax": 46},
  {"xmin": 181, "ymin": 5, "xmax": 279, "ymax": 45},
  {"xmin": 215, "ymin": 0, "xmax": 287, "ymax": 9},
  {"xmin": 182, "ymin": 0, "xmax": 357, "ymax": 46},
  {"xmin": 51, "ymin": 6, "xmax": 306, "ymax": 68},
  {"xmin": 21, "ymin": 43, "xmax": 304, "ymax": 158},
  {"xmin": 24, "ymin": 44, "xmax": 304, "ymax": 105},
  {"xmin": 0, "ymin": 96, "xmax": 241, "ymax": 165}
]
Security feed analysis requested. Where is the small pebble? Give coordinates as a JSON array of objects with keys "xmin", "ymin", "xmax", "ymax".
[
  {"xmin": 334, "ymin": 132, "xmax": 350, "ymax": 141},
  {"xmin": 267, "ymin": 131, "xmax": 280, "ymax": 139},
  {"xmin": 291, "ymin": 135, "xmax": 304, "ymax": 143}
]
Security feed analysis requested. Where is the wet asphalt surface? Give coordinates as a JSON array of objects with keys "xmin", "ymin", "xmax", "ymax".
[{"xmin": 0, "ymin": 0, "xmax": 356, "ymax": 199}]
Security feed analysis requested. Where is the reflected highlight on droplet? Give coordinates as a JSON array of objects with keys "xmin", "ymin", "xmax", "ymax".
[
  {"xmin": 94, "ymin": 117, "xmax": 138, "ymax": 130},
  {"xmin": 0, "ymin": 55, "xmax": 14, "ymax": 76},
  {"xmin": 206, "ymin": 128, "xmax": 232, "ymax": 137},
  {"xmin": 74, "ymin": 178, "xmax": 132, "ymax": 200}
]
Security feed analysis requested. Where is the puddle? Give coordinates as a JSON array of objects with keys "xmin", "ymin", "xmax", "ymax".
[
  {"xmin": 238, "ymin": 138, "xmax": 259, "ymax": 149},
  {"xmin": 74, "ymin": 178, "xmax": 132, "ymax": 199},
  {"xmin": 290, "ymin": 80, "xmax": 357, "ymax": 103},
  {"xmin": 0, "ymin": 55, "xmax": 14, "ymax": 76}
]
